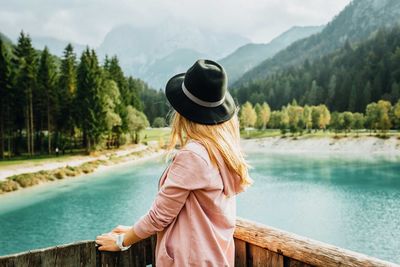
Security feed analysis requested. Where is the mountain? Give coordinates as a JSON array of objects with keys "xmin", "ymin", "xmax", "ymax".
[
  {"xmin": 234, "ymin": 26, "xmax": 400, "ymax": 113},
  {"xmin": 30, "ymin": 36, "xmax": 86, "ymax": 57},
  {"xmin": 140, "ymin": 49, "xmax": 205, "ymax": 89},
  {"xmin": 220, "ymin": 26, "xmax": 324, "ymax": 84},
  {"xmin": 235, "ymin": 0, "xmax": 400, "ymax": 86},
  {"xmin": 0, "ymin": 32, "xmax": 12, "ymax": 46},
  {"xmin": 97, "ymin": 22, "xmax": 250, "ymax": 85},
  {"xmin": 0, "ymin": 32, "xmax": 13, "ymax": 53}
]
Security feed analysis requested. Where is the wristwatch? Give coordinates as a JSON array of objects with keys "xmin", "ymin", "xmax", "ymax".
[{"xmin": 116, "ymin": 233, "xmax": 131, "ymax": 251}]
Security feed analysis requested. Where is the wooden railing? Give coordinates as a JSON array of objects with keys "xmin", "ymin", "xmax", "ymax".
[{"xmin": 0, "ymin": 218, "xmax": 398, "ymax": 267}]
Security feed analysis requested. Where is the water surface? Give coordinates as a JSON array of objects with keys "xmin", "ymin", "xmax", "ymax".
[{"xmin": 0, "ymin": 152, "xmax": 399, "ymax": 263}]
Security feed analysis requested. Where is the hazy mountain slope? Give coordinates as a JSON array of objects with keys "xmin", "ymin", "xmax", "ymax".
[
  {"xmin": 31, "ymin": 36, "xmax": 86, "ymax": 57},
  {"xmin": 140, "ymin": 49, "xmax": 205, "ymax": 89},
  {"xmin": 235, "ymin": 0, "xmax": 400, "ymax": 85},
  {"xmin": 0, "ymin": 32, "xmax": 12, "ymax": 46},
  {"xmin": 220, "ymin": 26, "xmax": 323, "ymax": 84},
  {"xmin": 97, "ymin": 22, "xmax": 250, "ymax": 81}
]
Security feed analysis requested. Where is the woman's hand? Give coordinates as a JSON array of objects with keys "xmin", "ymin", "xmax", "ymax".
[
  {"xmin": 95, "ymin": 232, "xmax": 120, "ymax": 252},
  {"xmin": 111, "ymin": 225, "xmax": 132, "ymax": 234}
]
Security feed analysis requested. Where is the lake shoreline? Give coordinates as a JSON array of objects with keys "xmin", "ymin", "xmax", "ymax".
[
  {"xmin": 241, "ymin": 135, "xmax": 400, "ymax": 156},
  {"xmin": 2, "ymin": 135, "xmax": 399, "ymax": 195},
  {"xmin": 0, "ymin": 145, "xmax": 166, "ymax": 195}
]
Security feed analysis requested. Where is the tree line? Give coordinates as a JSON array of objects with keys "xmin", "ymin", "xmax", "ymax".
[
  {"xmin": 0, "ymin": 31, "xmax": 169, "ymax": 159},
  {"xmin": 233, "ymin": 26, "xmax": 400, "ymax": 113},
  {"xmin": 239, "ymin": 99, "xmax": 400, "ymax": 136}
]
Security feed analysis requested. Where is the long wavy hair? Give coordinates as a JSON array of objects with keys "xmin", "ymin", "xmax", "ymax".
[{"xmin": 165, "ymin": 107, "xmax": 253, "ymax": 187}]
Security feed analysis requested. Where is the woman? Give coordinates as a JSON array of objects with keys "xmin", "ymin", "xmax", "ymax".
[{"xmin": 95, "ymin": 59, "xmax": 253, "ymax": 266}]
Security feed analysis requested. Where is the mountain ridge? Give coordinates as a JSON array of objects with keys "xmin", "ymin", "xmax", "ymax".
[
  {"xmin": 234, "ymin": 0, "xmax": 400, "ymax": 86},
  {"xmin": 220, "ymin": 25, "xmax": 324, "ymax": 84}
]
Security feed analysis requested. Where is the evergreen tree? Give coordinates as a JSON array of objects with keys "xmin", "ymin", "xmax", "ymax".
[
  {"xmin": 14, "ymin": 31, "xmax": 37, "ymax": 156},
  {"xmin": 390, "ymin": 82, "xmax": 400, "ymax": 103},
  {"xmin": 0, "ymin": 38, "xmax": 13, "ymax": 158},
  {"xmin": 348, "ymin": 85, "xmax": 357, "ymax": 112},
  {"xmin": 58, "ymin": 43, "xmax": 78, "ymax": 152},
  {"xmin": 37, "ymin": 46, "xmax": 58, "ymax": 154},
  {"xmin": 76, "ymin": 48, "xmax": 105, "ymax": 152}
]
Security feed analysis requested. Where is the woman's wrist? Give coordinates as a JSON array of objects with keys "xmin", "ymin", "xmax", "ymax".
[
  {"xmin": 116, "ymin": 233, "xmax": 131, "ymax": 251},
  {"xmin": 122, "ymin": 225, "xmax": 142, "ymax": 247}
]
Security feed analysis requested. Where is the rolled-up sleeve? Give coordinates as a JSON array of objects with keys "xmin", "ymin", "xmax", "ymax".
[{"xmin": 133, "ymin": 149, "xmax": 210, "ymax": 239}]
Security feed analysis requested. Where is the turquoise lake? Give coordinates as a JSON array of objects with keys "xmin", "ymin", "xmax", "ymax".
[{"xmin": 0, "ymin": 152, "xmax": 399, "ymax": 263}]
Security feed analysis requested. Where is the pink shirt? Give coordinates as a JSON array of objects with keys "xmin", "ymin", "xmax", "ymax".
[{"xmin": 133, "ymin": 139, "xmax": 246, "ymax": 266}]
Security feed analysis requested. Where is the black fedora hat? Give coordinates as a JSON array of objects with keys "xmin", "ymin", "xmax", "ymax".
[{"xmin": 165, "ymin": 59, "xmax": 237, "ymax": 125}]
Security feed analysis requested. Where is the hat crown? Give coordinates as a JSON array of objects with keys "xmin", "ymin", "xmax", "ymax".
[{"xmin": 184, "ymin": 60, "xmax": 228, "ymax": 103}]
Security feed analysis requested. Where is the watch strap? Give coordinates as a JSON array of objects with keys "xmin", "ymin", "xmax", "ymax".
[{"xmin": 116, "ymin": 233, "xmax": 131, "ymax": 251}]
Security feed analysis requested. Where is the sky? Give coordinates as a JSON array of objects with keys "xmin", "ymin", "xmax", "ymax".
[{"xmin": 0, "ymin": 0, "xmax": 352, "ymax": 46}]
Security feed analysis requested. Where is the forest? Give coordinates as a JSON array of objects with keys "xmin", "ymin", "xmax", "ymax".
[
  {"xmin": 2, "ymin": 26, "xmax": 400, "ymax": 159},
  {"xmin": 233, "ymin": 26, "xmax": 400, "ymax": 113},
  {"xmin": 0, "ymin": 32, "xmax": 169, "ymax": 159}
]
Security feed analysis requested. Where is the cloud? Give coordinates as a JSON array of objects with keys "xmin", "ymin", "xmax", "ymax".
[{"xmin": 0, "ymin": 0, "xmax": 352, "ymax": 46}]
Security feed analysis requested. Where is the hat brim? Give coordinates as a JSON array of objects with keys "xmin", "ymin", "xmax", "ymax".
[{"xmin": 165, "ymin": 73, "xmax": 236, "ymax": 125}]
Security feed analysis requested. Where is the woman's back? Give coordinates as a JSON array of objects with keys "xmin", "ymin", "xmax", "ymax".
[
  {"xmin": 134, "ymin": 139, "xmax": 239, "ymax": 266},
  {"xmin": 96, "ymin": 59, "xmax": 252, "ymax": 266}
]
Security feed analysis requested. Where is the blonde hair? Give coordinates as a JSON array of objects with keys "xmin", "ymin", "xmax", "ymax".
[{"xmin": 165, "ymin": 108, "xmax": 253, "ymax": 187}]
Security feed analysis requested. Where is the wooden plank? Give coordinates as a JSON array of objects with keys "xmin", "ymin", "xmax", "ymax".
[
  {"xmin": 248, "ymin": 244, "xmax": 283, "ymax": 267},
  {"xmin": 100, "ymin": 251, "xmax": 119, "ymax": 267},
  {"xmin": 39, "ymin": 248, "xmax": 57, "ymax": 266},
  {"xmin": 130, "ymin": 240, "xmax": 147, "ymax": 267},
  {"xmin": 234, "ymin": 238, "xmax": 247, "ymax": 267},
  {"xmin": 55, "ymin": 243, "xmax": 80, "ymax": 266},
  {"xmin": 79, "ymin": 241, "xmax": 96, "ymax": 267},
  {"xmin": 150, "ymin": 235, "xmax": 157, "ymax": 267},
  {"xmin": 0, "ymin": 256, "xmax": 15, "ymax": 267},
  {"xmin": 143, "ymin": 238, "xmax": 152, "ymax": 265},
  {"xmin": 234, "ymin": 217, "xmax": 399, "ymax": 267},
  {"xmin": 102, "ymin": 251, "xmax": 118, "ymax": 266},
  {"xmin": 119, "ymin": 250, "xmax": 133, "ymax": 267},
  {"xmin": 10, "ymin": 253, "xmax": 29, "ymax": 267},
  {"xmin": 284, "ymin": 257, "xmax": 314, "ymax": 267}
]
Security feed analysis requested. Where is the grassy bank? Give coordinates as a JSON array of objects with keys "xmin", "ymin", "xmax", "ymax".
[{"xmin": 0, "ymin": 146, "xmax": 160, "ymax": 194}]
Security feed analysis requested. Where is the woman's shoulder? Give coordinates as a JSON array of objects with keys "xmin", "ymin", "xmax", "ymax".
[{"xmin": 179, "ymin": 139, "xmax": 211, "ymax": 167}]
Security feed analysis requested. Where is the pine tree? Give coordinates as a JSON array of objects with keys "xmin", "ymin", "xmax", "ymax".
[
  {"xmin": 58, "ymin": 43, "xmax": 77, "ymax": 152},
  {"xmin": 14, "ymin": 31, "xmax": 37, "ymax": 156},
  {"xmin": 76, "ymin": 48, "xmax": 105, "ymax": 152},
  {"xmin": 390, "ymin": 82, "xmax": 400, "ymax": 103},
  {"xmin": 37, "ymin": 46, "xmax": 58, "ymax": 154},
  {"xmin": 0, "ymin": 38, "xmax": 13, "ymax": 158},
  {"xmin": 348, "ymin": 85, "xmax": 357, "ymax": 112}
]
